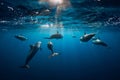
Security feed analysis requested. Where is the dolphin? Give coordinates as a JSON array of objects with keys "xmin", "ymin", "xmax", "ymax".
[
  {"xmin": 44, "ymin": 31, "xmax": 63, "ymax": 39},
  {"xmin": 92, "ymin": 38, "xmax": 108, "ymax": 47},
  {"xmin": 47, "ymin": 41, "xmax": 59, "ymax": 58},
  {"xmin": 80, "ymin": 33, "xmax": 96, "ymax": 42},
  {"xmin": 21, "ymin": 41, "xmax": 42, "ymax": 69},
  {"xmin": 15, "ymin": 35, "xmax": 27, "ymax": 41},
  {"xmin": 47, "ymin": 41, "xmax": 54, "ymax": 53}
]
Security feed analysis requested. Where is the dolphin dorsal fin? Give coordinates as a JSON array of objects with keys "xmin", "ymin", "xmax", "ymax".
[{"xmin": 30, "ymin": 45, "xmax": 34, "ymax": 49}]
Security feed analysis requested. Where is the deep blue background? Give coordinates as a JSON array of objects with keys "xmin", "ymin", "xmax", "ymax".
[
  {"xmin": 0, "ymin": 28, "xmax": 120, "ymax": 80},
  {"xmin": 0, "ymin": 0, "xmax": 120, "ymax": 80}
]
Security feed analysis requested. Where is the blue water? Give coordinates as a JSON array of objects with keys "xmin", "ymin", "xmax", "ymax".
[{"xmin": 0, "ymin": 26, "xmax": 120, "ymax": 80}]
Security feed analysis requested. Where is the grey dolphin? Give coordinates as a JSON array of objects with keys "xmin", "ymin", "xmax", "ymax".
[
  {"xmin": 15, "ymin": 35, "xmax": 27, "ymax": 41},
  {"xmin": 47, "ymin": 41, "xmax": 54, "ymax": 53},
  {"xmin": 80, "ymin": 33, "xmax": 96, "ymax": 42},
  {"xmin": 44, "ymin": 31, "xmax": 63, "ymax": 39},
  {"xmin": 47, "ymin": 41, "xmax": 59, "ymax": 58},
  {"xmin": 21, "ymin": 41, "xmax": 42, "ymax": 69},
  {"xmin": 92, "ymin": 38, "xmax": 108, "ymax": 47}
]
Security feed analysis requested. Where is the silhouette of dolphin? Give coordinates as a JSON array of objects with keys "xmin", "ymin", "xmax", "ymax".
[
  {"xmin": 80, "ymin": 33, "xmax": 95, "ymax": 42},
  {"xmin": 21, "ymin": 41, "xmax": 42, "ymax": 69},
  {"xmin": 47, "ymin": 41, "xmax": 59, "ymax": 58},
  {"xmin": 15, "ymin": 35, "xmax": 27, "ymax": 41},
  {"xmin": 47, "ymin": 41, "xmax": 54, "ymax": 53},
  {"xmin": 44, "ymin": 31, "xmax": 63, "ymax": 39},
  {"xmin": 92, "ymin": 38, "xmax": 108, "ymax": 47}
]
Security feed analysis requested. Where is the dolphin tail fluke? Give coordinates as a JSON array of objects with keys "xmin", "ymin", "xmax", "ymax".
[
  {"xmin": 48, "ymin": 53, "xmax": 60, "ymax": 58},
  {"xmin": 20, "ymin": 65, "xmax": 30, "ymax": 69}
]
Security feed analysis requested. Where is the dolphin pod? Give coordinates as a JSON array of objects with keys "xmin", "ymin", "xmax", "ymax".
[
  {"xmin": 80, "ymin": 33, "xmax": 109, "ymax": 47},
  {"xmin": 21, "ymin": 41, "xmax": 42, "ymax": 69},
  {"xmin": 18, "ymin": 32, "xmax": 109, "ymax": 69}
]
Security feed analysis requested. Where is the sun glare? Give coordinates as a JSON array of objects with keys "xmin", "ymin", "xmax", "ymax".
[{"xmin": 49, "ymin": 0, "xmax": 63, "ymax": 5}]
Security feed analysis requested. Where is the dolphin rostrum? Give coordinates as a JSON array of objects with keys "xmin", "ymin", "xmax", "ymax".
[
  {"xmin": 80, "ymin": 33, "xmax": 96, "ymax": 42},
  {"xmin": 21, "ymin": 41, "xmax": 42, "ymax": 69}
]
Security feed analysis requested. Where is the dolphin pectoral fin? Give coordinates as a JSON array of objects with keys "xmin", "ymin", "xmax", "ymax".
[{"xmin": 20, "ymin": 65, "xmax": 30, "ymax": 69}]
